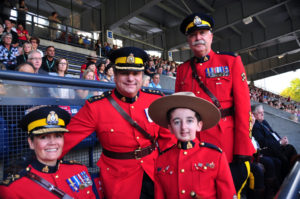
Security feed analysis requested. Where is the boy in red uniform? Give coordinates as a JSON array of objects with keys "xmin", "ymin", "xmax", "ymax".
[{"xmin": 149, "ymin": 92, "xmax": 237, "ymax": 199}]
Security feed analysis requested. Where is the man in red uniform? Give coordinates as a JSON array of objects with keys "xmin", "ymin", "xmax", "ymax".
[
  {"xmin": 176, "ymin": 13, "xmax": 256, "ymax": 197},
  {"xmin": 61, "ymin": 47, "xmax": 176, "ymax": 199}
]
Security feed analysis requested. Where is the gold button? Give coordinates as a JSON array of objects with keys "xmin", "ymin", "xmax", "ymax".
[
  {"xmin": 110, "ymin": 129, "xmax": 114, "ymax": 132},
  {"xmin": 203, "ymin": 166, "xmax": 207, "ymax": 170},
  {"xmin": 183, "ymin": 151, "xmax": 187, "ymax": 155},
  {"xmin": 180, "ymin": 169, "xmax": 185, "ymax": 173},
  {"xmin": 181, "ymin": 190, "xmax": 186, "ymax": 194},
  {"xmin": 55, "ymin": 175, "xmax": 59, "ymax": 178},
  {"xmin": 197, "ymin": 91, "xmax": 200, "ymax": 94},
  {"xmin": 131, "ymin": 106, "xmax": 134, "ymax": 109},
  {"xmin": 136, "ymin": 136, "xmax": 139, "ymax": 139},
  {"xmin": 200, "ymin": 63, "xmax": 202, "ymax": 66},
  {"xmin": 107, "ymin": 168, "xmax": 109, "ymax": 171},
  {"xmin": 87, "ymin": 190, "xmax": 90, "ymax": 194},
  {"xmin": 217, "ymin": 78, "xmax": 220, "ymax": 80},
  {"xmin": 140, "ymin": 160, "xmax": 143, "ymax": 163}
]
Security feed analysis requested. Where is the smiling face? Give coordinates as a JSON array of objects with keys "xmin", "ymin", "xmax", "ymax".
[
  {"xmin": 28, "ymin": 133, "xmax": 64, "ymax": 166},
  {"xmin": 168, "ymin": 108, "xmax": 203, "ymax": 142},
  {"xmin": 187, "ymin": 29, "xmax": 213, "ymax": 57},
  {"xmin": 114, "ymin": 70, "xmax": 143, "ymax": 98}
]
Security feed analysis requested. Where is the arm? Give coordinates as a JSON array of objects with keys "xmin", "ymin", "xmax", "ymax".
[
  {"xmin": 175, "ymin": 64, "xmax": 182, "ymax": 92},
  {"xmin": 157, "ymin": 127, "xmax": 176, "ymax": 152},
  {"xmin": 232, "ymin": 56, "xmax": 255, "ymax": 157},
  {"xmin": 216, "ymin": 153, "xmax": 237, "ymax": 199},
  {"xmin": 61, "ymin": 101, "xmax": 97, "ymax": 157}
]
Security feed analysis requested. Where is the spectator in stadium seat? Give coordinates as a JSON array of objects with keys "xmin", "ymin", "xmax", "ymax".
[
  {"xmin": 62, "ymin": 47, "xmax": 176, "ymax": 199},
  {"xmin": 4, "ymin": 19, "xmax": 19, "ymax": 47},
  {"xmin": 97, "ymin": 62, "xmax": 106, "ymax": 80},
  {"xmin": 144, "ymin": 59, "xmax": 155, "ymax": 77},
  {"xmin": 142, "ymin": 75, "xmax": 150, "ymax": 87},
  {"xmin": 148, "ymin": 92, "xmax": 236, "ymax": 199},
  {"xmin": 0, "ymin": 32, "xmax": 19, "ymax": 70},
  {"xmin": 83, "ymin": 36, "xmax": 91, "ymax": 49},
  {"xmin": 80, "ymin": 52, "xmax": 98, "ymax": 79},
  {"xmin": 176, "ymin": 13, "xmax": 256, "ymax": 197},
  {"xmin": 17, "ymin": 23, "xmax": 30, "ymax": 46},
  {"xmin": 0, "ymin": 106, "xmax": 97, "ymax": 198},
  {"xmin": 101, "ymin": 63, "xmax": 114, "ymax": 83},
  {"xmin": 41, "ymin": 46, "xmax": 56, "ymax": 72},
  {"xmin": 16, "ymin": 42, "xmax": 32, "ymax": 65},
  {"xmin": 16, "ymin": 62, "xmax": 35, "ymax": 73},
  {"xmin": 28, "ymin": 50, "xmax": 47, "ymax": 74},
  {"xmin": 149, "ymin": 73, "xmax": 162, "ymax": 89},
  {"xmin": 49, "ymin": 58, "xmax": 75, "ymax": 99},
  {"xmin": 29, "ymin": 36, "xmax": 44, "ymax": 57},
  {"xmin": 0, "ymin": 24, "xmax": 4, "ymax": 43},
  {"xmin": 252, "ymin": 104, "xmax": 298, "ymax": 181},
  {"xmin": 86, "ymin": 62, "xmax": 100, "ymax": 81},
  {"xmin": 48, "ymin": 12, "xmax": 61, "ymax": 41},
  {"xmin": 103, "ymin": 41, "xmax": 111, "ymax": 56},
  {"xmin": 76, "ymin": 69, "xmax": 99, "ymax": 99}
]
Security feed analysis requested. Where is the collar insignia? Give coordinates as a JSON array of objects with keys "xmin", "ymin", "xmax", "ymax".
[
  {"xmin": 47, "ymin": 111, "xmax": 59, "ymax": 125},
  {"xmin": 126, "ymin": 53, "xmax": 135, "ymax": 64},
  {"xmin": 194, "ymin": 16, "xmax": 202, "ymax": 26},
  {"xmin": 42, "ymin": 165, "xmax": 49, "ymax": 173}
]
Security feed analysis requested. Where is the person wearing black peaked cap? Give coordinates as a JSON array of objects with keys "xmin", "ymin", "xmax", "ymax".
[
  {"xmin": 0, "ymin": 106, "xmax": 96, "ymax": 199},
  {"xmin": 61, "ymin": 47, "xmax": 177, "ymax": 199},
  {"xmin": 176, "ymin": 13, "xmax": 256, "ymax": 198}
]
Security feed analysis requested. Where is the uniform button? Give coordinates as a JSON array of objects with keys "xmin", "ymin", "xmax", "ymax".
[
  {"xmin": 196, "ymin": 91, "xmax": 200, "ymax": 94},
  {"xmin": 55, "ymin": 175, "xmax": 59, "ymax": 179},
  {"xmin": 140, "ymin": 160, "xmax": 143, "ymax": 163},
  {"xmin": 107, "ymin": 168, "xmax": 110, "ymax": 171},
  {"xmin": 87, "ymin": 190, "xmax": 90, "ymax": 194},
  {"xmin": 131, "ymin": 106, "xmax": 134, "ymax": 109},
  {"xmin": 217, "ymin": 78, "xmax": 220, "ymax": 80},
  {"xmin": 181, "ymin": 189, "xmax": 186, "ymax": 194},
  {"xmin": 203, "ymin": 166, "xmax": 207, "ymax": 170},
  {"xmin": 200, "ymin": 63, "xmax": 202, "ymax": 66},
  {"xmin": 136, "ymin": 136, "xmax": 139, "ymax": 139},
  {"xmin": 110, "ymin": 129, "xmax": 114, "ymax": 132},
  {"xmin": 183, "ymin": 151, "xmax": 188, "ymax": 155},
  {"xmin": 180, "ymin": 169, "xmax": 185, "ymax": 173}
]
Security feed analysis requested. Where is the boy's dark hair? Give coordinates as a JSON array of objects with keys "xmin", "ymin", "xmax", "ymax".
[
  {"xmin": 30, "ymin": 36, "xmax": 40, "ymax": 45},
  {"xmin": 167, "ymin": 108, "xmax": 202, "ymax": 124}
]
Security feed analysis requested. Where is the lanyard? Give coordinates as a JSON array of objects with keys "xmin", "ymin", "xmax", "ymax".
[{"xmin": 46, "ymin": 59, "xmax": 55, "ymax": 70}]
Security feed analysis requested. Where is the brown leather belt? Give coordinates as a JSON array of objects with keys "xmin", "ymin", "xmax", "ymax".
[
  {"xmin": 220, "ymin": 107, "xmax": 234, "ymax": 118},
  {"xmin": 102, "ymin": 145, "xmax": 155, "ymax": 160}
]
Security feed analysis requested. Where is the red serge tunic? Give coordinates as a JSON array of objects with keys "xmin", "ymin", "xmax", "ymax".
[
  {"xmin": 154, "ymin": 139, "xmax": 236, "ymax": 199},
  {"xmin": 175, "ymin": 50, "xmax": 255, "ymax": 162},
  {"xmin": 0, "ymin": 160, "xmax": 96, "ymax": 199},
  {"xmin": 62, "ymin": 89, "xmax": 176, "ymax": 199}
]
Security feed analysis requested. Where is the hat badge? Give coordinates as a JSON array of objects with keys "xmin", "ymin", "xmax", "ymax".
[
  {"xmin": 126, "ymin": 53, "xmax": 135, "ymax": 64},
  {"xmin": 46, "ymin": 111, "xmax": 59, "ymax": 125},
  {"xmin": 194, "ymin": 16, "xmax": 202, "ymax": 26}
]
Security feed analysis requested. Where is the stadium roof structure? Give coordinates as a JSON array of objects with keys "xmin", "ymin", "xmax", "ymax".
[{"xmin": 28, "ymin": 0, "xmax": 300, "ymax": 81}]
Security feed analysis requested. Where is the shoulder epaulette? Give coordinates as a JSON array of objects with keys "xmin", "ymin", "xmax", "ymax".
[
  {"xmin": 216, "ymin": 51, "xmax": 237, "ymax": 57},
  {"xmin": 200, "ymin": 142, "xmax": 222, "ymax": 153},
  {"xmin": 0, "ymin": 168, "xmax": 27, "ymax": 186},
  {"xmin": 88, "ymin": 90, "xmax": 112, "ymax": 103},
  {"xmin": 141, "ymin": 88, "xmax": 164, "ymax": 96},
  {"xmin": 60, "ymin": 160, "xmax": 83, "ymax": 165}
]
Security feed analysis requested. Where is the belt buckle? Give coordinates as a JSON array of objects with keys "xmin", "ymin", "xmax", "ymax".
[{"xmin": 134, "ymin": 147, "xmax": 142, "ymax": 160}]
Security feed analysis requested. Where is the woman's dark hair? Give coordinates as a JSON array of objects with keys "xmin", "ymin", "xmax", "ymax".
[
  {"xmin": 167, "ymin": 108, "xmax": 202, "ymax": 124},
  {"xmin": 54, "ymin": 57, "xmax": 69, "ymax": 73},
  {"xmin": 30, "ymin": 36, "xmax": 40, "ymax": 45},
  {"xmin": 86, "ymin": 62, "xmax": 96, "ymax": 70},
  {"xmin": 105, "ymin": 63, "xmax": 114, "ymax": 75}
]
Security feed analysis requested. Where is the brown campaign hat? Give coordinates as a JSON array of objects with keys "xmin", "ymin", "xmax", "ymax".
[{"xmin": 148, "ymin": 92, "xmax": 220, "ymax": 130}]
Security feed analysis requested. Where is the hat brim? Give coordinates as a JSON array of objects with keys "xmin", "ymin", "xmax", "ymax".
[
  {"xmin": 148, "ymin": 95, "xmax": 220, "ymax": 130},
  {"xmin": 186, "ymin": 26, "xmax": 211, "ymax": 35},
  {"xmin": 30, "ymin": 127, "xmax": 69, "ymax": 136},
  {"xmin": 115, "ymin": 65, "xmax": 145, "ymax": 71}
]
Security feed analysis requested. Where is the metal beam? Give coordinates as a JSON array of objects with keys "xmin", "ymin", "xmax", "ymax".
[
  {"xmin": 166, "ymin": 0, "xmax": 190, "ymax": 15},
  {"xmin": 230, "ymin": 26, "xmax": 242, "ymax": 36},
  {"xmin": 113, "ymin": 32, "xmax": 164, "ymax": 50},
  {"xmin": 136, "ymin": 15, "xmax": 166, "ymax": 31},
  {"xmin": 157, "ymin": 2, "xmax": 185, "ymax": 19},
  {"xmin": 108, "ymin": 0, "xmax": 162, "ymax": 30},
  {"xmin": 195, "ymin": 0, "xmax": 215, "ymax": 13},
  {"xmin": 255, "ymin": 16, "xmax": 266, "ymax": 29},
  {"xmin": 179, "ymin": 0, "xmax": 193, "ymax": 14}
]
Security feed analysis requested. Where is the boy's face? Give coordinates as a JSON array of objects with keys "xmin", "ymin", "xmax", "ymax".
[{"xmin": 168, "ymin": 108, "xmax": 203, "ymax": 142}]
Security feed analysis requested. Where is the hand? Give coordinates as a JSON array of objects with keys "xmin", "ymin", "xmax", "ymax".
[{"xmin": 280, "ymin": 136, "xmax": 288, "ymax": 145}]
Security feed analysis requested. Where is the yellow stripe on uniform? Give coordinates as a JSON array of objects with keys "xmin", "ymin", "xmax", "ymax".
[
  {"xmin": 185, "ymin": 20, "xmax": 211, "ymax": 33},
  {"xmin": 248, "ymin": 172, "xmax": 255, "ymax": 190},
  {"xmin": 237, "ymin": 161, "xmax": 251, "ymax": 199},
  {"xmin": 115, "ymin": 57, "xmax": 143, "ymax": 65},
  {"xmin": 28, "ymin": 118, "xmax": 65, "ymax": 132}
]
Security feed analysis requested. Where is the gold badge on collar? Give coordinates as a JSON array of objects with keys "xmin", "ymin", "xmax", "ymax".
[
  {"xmin": 47, "ymin": 111, "xmax": 59, "ymax": 125},
  {"xmin": 42, "ymin": 165, "xmax": 49, "ymax": 173},
  {"xmin": 194, "ymin": 16, "xmax": 202, "ymax": 26},
  {"xmin": 126, "ymin": 53, "xmax": 135, "ymax": 64},
  {"xmin": 241, "ymin": 73, "xmax": 246, "ymax": 82}
]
